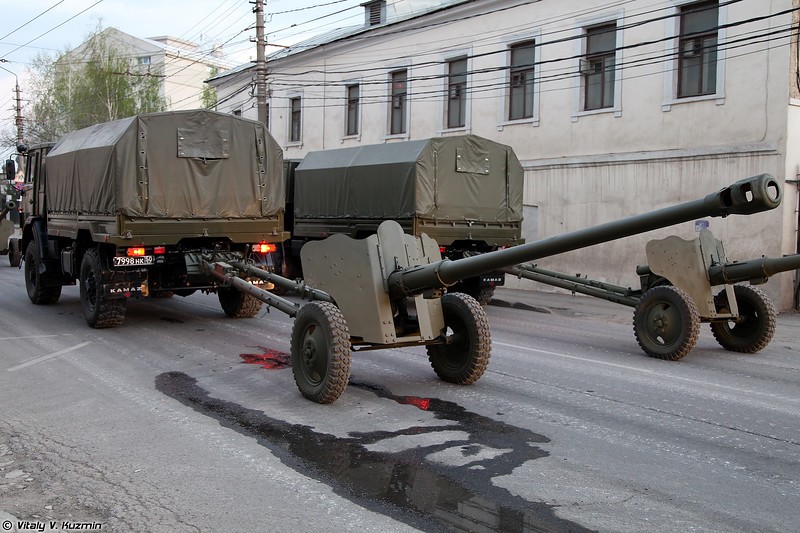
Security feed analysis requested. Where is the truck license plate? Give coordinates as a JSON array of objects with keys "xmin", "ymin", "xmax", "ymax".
[{"xmin": 113, "ymin": 255, "xmax": 155, "ymax": 267}]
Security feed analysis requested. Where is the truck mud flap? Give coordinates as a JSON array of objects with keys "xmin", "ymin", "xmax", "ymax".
[
  {"xmin": 103, "ymin": 282, "xmax": 147, "ymax": 299},
  {"xmin": 103, "ymin": 267, "xmax": 148, "ymax": 299},
  {"xmin": 480, "ymin": 272, "xmax": 505, "ymax": 286}
]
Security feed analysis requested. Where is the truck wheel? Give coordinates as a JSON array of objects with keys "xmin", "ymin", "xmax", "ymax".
[
  {"xmin": 290, "ymin": 302, "xmax": 351, "ymax": 404},
  {"xmin": 24, "ymin": 242, "xmax": 62, "ymax": 304},
  {"xmin": 427, "ymin": 293, "xmax": 491, "ymax": 384},
  {"xmin": 633, "ymin": 286, "xmax": 699, "ymax": 360},
  {"xmin": 218, "ymin": 283, "xmax": 262, "ymax": 318},
  {"xmin": 80, "ymin": 248, "xmax": 126, "ymax": 328},
  {"xmin": 475, "ymin": 285, "xmax": 496, "ymax": 306},
  {"xmin": 8, "ymin": 238, "xmax": 20, "ymax": 267},
  {"xmin": 710, "ymin": 285, "xmax": 776, "ymax": 353}
]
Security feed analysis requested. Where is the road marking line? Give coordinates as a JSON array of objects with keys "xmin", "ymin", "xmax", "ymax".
[
  {"xmin": 7, "ymin": 341, "xmax": 92, "ymax": 372},
  {"xmin": 493, "ymin": 341, "xmax": 799, "ymax": 405},
  {"xmin": 0, "ymin": 334, "xmax": 70, "ymax": 341}
]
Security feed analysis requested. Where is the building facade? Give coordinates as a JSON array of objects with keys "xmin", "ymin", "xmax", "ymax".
[
  {"xmin": 70, "ymin": 28, "xmax": 233, "ymax": 111},
  {"xmin": 210, "ymin": 0, "xmax": 800, "ymax": 310}
]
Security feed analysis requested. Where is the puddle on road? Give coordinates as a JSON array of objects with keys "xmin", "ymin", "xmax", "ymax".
[
  {"xmin": 239, "ymin": 347, "xmax": 291, "ymax": 369},
  {"xmin": 155, "ymin": 372, "xmax": 593, "ymax": 533}
]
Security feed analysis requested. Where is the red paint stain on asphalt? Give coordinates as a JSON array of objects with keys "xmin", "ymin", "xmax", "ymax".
[{"xmin": 240, "ymin": 348, "xmax": 291, "ymax": 370}]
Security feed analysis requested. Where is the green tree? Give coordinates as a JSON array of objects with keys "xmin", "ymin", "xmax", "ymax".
[
  {"xmin": 201, "ymin": 66, "xmax": 220, "ymax": 109},
  {"xmin": 25, "ymin": 26, "xmax": 167, "ymax": 143}
]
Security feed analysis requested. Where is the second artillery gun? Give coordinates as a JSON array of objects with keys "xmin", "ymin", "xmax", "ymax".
[
  {"xmin": 206, "ymin": 173, "xmax": 782, "ymax": 404},
  {"xmin": 506, "ymin": 228, "xmax": 800, "ymax": 361}
]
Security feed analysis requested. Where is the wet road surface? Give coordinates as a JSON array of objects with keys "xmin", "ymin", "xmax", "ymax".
[{"xmin": 1, "ymin": 265, "xmax": 798, "ymax": 532}]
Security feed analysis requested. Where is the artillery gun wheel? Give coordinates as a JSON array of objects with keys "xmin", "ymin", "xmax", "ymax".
[
  {"xmin": 290, "ymin": 301, "xmax": 351, "ymax": 404},
  {"xmin": 8, "ymin": 238, "xmax": 21, "ymax": 267},
  {"xmin": 24, "ymin": 242, "xmax": 62, "ymax": 305},
  {"xmin": 633, "ymin": 286, "xmax": 699, "ymax": 361},
  {"xmin": 710, "ymin": 285, "xmax": 776, "ymax": 353},
  {"xmin": 427, "ymin": 293, "xmax": 491, "ymax": 384},
  {"xmin": 80, "ymin": 248, "xmax": 126, "ymax": 328},
  {"xmin": 218, "ymin": 281, "xmax": 262, "ymax": 318}
]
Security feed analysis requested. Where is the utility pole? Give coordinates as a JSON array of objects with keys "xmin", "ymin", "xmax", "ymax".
[
  {"xmin": 253, "ymin": 0, "xmax": 268, "ymax": 125},
  {"xmin": 13, "ymin": 78, "xmax": 22, "ymax": 147},
  {"xmin": 0, "ymin": 63, "xmax": 23, "ymax": 146}
]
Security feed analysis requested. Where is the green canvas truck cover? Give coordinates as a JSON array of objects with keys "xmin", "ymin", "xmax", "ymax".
[
  {"xmin": 45, "ymin": 109, "xmax": 284, "ymax": 218},
  {"xmin": 294, "ymin": 135, "xmax": 523, "ymax": 224}
]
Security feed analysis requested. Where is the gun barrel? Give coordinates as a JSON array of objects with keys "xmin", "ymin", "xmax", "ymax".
[
  {"xmin": 391, "ymin": 174, "xmax": 782, "ymax": 297},
  {"xmin": 0, "ymin": 200, "xmax": 16, "ymax": 219},
  {"xmin": 707, "ymin": 254, "xmax": 800, "ymax": 285}
]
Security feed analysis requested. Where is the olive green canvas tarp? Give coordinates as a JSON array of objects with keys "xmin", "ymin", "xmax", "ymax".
[
  {"xmin": 294, "ymin": 135, "xmax": 523, "ymax": 223},
  {"xmin": 45, "ymin": 110, "xmax": 284, "ymax": 218}
]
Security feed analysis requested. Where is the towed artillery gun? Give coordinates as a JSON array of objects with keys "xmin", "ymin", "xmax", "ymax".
[
  {"xmin": 505, "ymin": 228, "xmax": 800, "ymax": 360},
  {"xmin": 206, "ymin": 173, "xmax": 781, "ymax": 404}
]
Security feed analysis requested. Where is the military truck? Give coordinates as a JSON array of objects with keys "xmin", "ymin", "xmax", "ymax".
[
  {"xmin": 9, "ymin": 109, "xmax": 288, "ymax": 328},
  {"xmin": 281, "ymin": 135, "xmax": 524, "ymax": 303}
]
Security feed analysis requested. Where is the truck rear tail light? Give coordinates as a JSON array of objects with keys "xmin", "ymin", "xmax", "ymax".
[
  {"xmin": 439, "ymin": 246, "xmax": 446, "ymax": 254},
  {"xmin": 253, "ymin": 243, "xmax": 277, "ymax": 253},
  {"xmin": 154, "ymin": 246, "xmax": 166, "ymax": 255},
  {"xmin": 127, "ymin": 247, "xmax": 146, "ymax": 257}
]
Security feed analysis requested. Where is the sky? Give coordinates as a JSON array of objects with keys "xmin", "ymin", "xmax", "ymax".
[{"xmin": 0, "ymin": 0, "xmax": 368, "ymax": 156}]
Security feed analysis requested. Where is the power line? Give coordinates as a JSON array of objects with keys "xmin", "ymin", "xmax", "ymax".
[
  {"xmin": 0, "ymin": 0, "xmax": 105, "ymax": 62},
  {"xmin": 260, "ymin": 4, "xmax": 789, "ymax": 93},
  {"xmin": 255, "ymin": 20, "xmax": 794, "ymax": 111},
  {"xmin": 0, "ymin": 1, "xmax": 65, "ymax": 42}
]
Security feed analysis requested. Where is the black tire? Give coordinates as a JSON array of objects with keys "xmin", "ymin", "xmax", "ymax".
[
  {"xmin": 24, "ymin": 241, "xmax": 61, "ymax": 304},
  {"xmin": 427, "ymin": 292, "xmax": 491, "ymax": 384},
  {"xmin": 475, "ymin": 285, "xmax": 496, "ymax": 306},
  {"xmin": 80, "ymin": 248, "xmax": 126, "ymax": 328},
  {"xmin": 710, "ymin": 285, "xmax": 776, "ymax": 353},
  {"xmin": 8, "ymin": 238, "xmax": 21, "ymax": 267},
  {"xmin": 633, "ymin": 286, "xmax": 699, "ymax": 360},
  {"xmin": 218, "ymin": 283, "xmax": 262, "ymax": 318},
  {"xmin": 290, "ymin": 301, "xmax": 351, "ymax": 404},
  {"xmin": 451, "ymin": 278, "xmax": 494, "ymax": 307}
]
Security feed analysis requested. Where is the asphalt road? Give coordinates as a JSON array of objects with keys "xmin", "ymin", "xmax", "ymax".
[{"xmin": 0, "ymin": 263, "xmax": 798, "ymax": 532}]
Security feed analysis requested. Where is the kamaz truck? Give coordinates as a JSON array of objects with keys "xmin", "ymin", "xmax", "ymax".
[
  {"xmin": 281, "ymin": 135, "xmax": 525, "ymax": 304},
  {"xmin": 9, "ymin": 110, "xmax": 288, "ymax": 328}
]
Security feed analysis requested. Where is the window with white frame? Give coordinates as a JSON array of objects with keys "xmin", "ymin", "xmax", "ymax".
[
  {"xmin": 390, "ymin": 70, "xmax": 407, "ymax": 135},
  {"xmin": 447, "ymin": 57, "xmax": 467, "ymax": 129},
  {"xmin": 289, "ymin": 97, "xmax": 302, "ymax": 142},
  {"xmin": 508, "ymin": 41, "xmax": 536, "ymax": 121},
  {"xmin": 582, "ymin": 23, "xmax": 617, "ymax": 110},
  {"xmin": 346, "ymin": 84, "xmax": 359, "ymax": 136},
  {"xmin": 678, "ymin": 1, "xmax": 719, "ymax": 98}
]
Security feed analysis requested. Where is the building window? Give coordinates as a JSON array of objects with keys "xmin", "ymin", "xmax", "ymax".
[
  {"xmin": 447, "ymin": 57, "xmax": 467, "ymax": 129},
  {"xmin": 346, "ymin": 84, "xmax": 359, "ymax": 136},
  {"xmin": 290, "ymin": 97, "xmax": 302, "ymax": 142},
  {"xmin": 678, "ymin": 1, "xmax": 719, "ymax": 98},
  {"xmin": 138, "ymin": 56, "xmax": 151, "ymax": 65},
  {"xmin": 508, "ymin": 41, "xmax": 536, "ymax": 120},
  {"xmin": 232, "ymin": 108, "xmax": 242, "ymax": 117},
  {"xmin": 390, "ymin": 70, "xmax": 407, "ymax": 135},
  {"xmin": 583, "ymin": 24, "xmax": 616, "ymax": 110}
]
